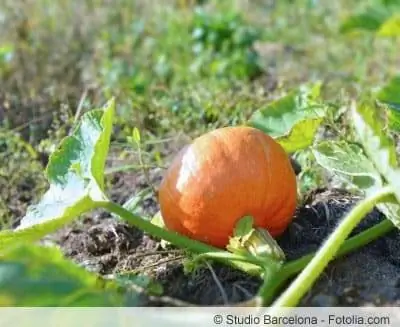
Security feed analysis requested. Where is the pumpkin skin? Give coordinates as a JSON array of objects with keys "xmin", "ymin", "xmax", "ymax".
[{"xmin": 158, "ymin": 126, "xmax": 297, "ymax": 248}]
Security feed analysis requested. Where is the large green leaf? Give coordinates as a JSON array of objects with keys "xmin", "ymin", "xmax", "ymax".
[
  {"xmin": 376, "ymin": 76, "xmax": 400, "ymax": 131},
  {"xmin": 313, "ymin": 141, "xmax": 383, "ymax": 193},
  {"xmin": 0, "ymin": 99, "xmax": 115, "ymax": 251},
  {"xmin": 376, "ymin": 75, "xmax": 400, "ymax": 108},
  {"xmin": 350, "ymin": 101, "xmax": 400, "ymax": 228},
  {"xmin": 378, "ymin": 13, "xmax": 400, "ymax": 36},
  {"xmin": 0, "ymin": 244, "xmax": 127, "ymax": 306},
  {"xmin": 312, "ymin": 140, "xmax": 400, "ymax": 227},
  {"xmin": 351, "ymin": 101, "xmax": 398, "ymax": 174},
  {"xmin": 248, "ymin": 83, "xmax": 326, "ymax": 153},
  {"xmin": 277, "ymin": 118, "xmax": 324, "ymax": 153},
  {"xmin": 339, "ymin": 6, "xmax": 391, "ymax": 33}
]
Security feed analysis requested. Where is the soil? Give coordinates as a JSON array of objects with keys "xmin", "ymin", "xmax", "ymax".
[{"xmin": 45, "ymin": 161, "xmax": 400, "ymax": 307}]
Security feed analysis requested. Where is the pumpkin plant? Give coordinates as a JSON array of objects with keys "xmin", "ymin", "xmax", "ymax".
[{"xmin": 1, "ymin": 80, "xmax": 400, "ymax": 309}]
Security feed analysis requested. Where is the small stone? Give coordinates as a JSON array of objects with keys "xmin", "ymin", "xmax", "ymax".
[{"xmin": 310, "ymin": 294, "xmax": 338, "ymax": 306}]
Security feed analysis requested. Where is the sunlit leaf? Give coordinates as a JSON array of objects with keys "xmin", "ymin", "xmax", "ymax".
[
  {"xmin": 351, "ymin": 101, "xmax": 400, "ymax": 228},
  {"xmin": 351, "ymin": 101, "xmax": 398, "ymax": 171},
  {"xmin": 376, "ymin": 76, "xmax": 400, "ymax": 131},
  {"xmin": 0, "ymin": 99, "xmax": 115, "ymax": 251},
  {"xmin": 313, "ymin": 140, "xmax": 400, "ymax": 229},
  {"xmin": 277, "ymin": 118, "xmax": 323, "ymax": 153},
  {"xmin": 313, "ymin": 141, "xmax": 383, "ymax": 192},
  {"xmin": 339, "ymin": 6, "xmax": 390, "ymax": 33},
  {"xmin": 132, "ymin": 127, "xmax": 141, "ymax": 143},
  {"xmin": 387, "ymin": 109, "xmax": 400, "ymax": 132},
  {"xmin": 0, "ymin": 44, "xmax": 13, "ymax": 67},
  {"xmin": 377, "ymin": 75, "xmax": 400, "ymax": 107},
  {"xmin": 248, "ymin": 83, "xmax": 326, "ymax": 153},
  {"xmin": 377, "ymin": 13, "xmax": 400, "ymax": 36},
  {"xmin": 150, "ymin": 211, "xmax": 165, "ymax": 228}
]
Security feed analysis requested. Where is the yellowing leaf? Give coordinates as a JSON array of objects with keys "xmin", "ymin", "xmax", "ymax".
[
  {"xmin": 248, "ymin": 82, "xmax": 326, "ymax": 153},
  {"xmin": 378, "ymin": 14, "xmax": 400, "ymax": 36}
]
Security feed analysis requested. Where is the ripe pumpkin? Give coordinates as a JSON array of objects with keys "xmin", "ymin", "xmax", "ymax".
[{"xmin": 158, "ymin": 126, "xmax": 297, "ymax": 248}]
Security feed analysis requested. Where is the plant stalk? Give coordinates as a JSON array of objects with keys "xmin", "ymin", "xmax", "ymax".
[
  {"xmin": 257, "ymin": 217, "xmax": 395, "ymax": 305},
  {"xmin": 101, "ymin": 201, "xmax": 220, "ymax": 254},
  {"xmin": 99, "ymin": 201, "xmax": 262, "ymax": 274},
  {"xmin": 281, "ymin": 217, "xmax": 394, "ymax": 279},
  {"xmin": 269, "ymin": 185, "xmax": 393, "ymax": 308}
]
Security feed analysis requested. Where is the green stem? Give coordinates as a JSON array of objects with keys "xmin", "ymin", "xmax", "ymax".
[
  {"xmin": 101, "ymin": 201, "xmax": 220, "ymax": 254},
  {"xmin": 258, "ymin": 217, "xmax": 394, "ymax": 305},
  {"xmin": 99, "ymin": 201, "xmax": 261, "ymax": 274},
  {"xmin": 281, "ymin": 217, "xmax": 394, "ymax": 279},
  {"xmin": 256, "ymin": 262, "xmax": 283, "ymax": 305},
  {"xmin": 270, "ymin": 185, "xmax": 393, "ymax": 308},
  {"xmin": 194, "ymin": 252, "xmax": 266, "ymax": 267},
  {"xmin": 102, "ymin": 197, "xmax": 395, "ymax": 306},
  {"xmin": 105, "ymin": 164, "xmax": 160, "ymax": 175}
]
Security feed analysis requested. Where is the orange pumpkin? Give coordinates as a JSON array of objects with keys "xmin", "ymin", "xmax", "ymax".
[{"xmin": 158, "ymin": 126, "xmax": 297, "ymax": 248}]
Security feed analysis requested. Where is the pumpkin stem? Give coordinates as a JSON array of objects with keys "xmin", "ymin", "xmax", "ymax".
[{"xmin": 269, "ymin": 185, "xmax": 394, "ymax": 308}]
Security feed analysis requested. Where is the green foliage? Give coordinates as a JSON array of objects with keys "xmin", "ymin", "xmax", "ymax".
[
  {"xmin": 377, "ymin": 75, "xmax": 400, "ymax": 107},
  {"xmin": 377, "ymin": 13, "xmax": 400, "ymax": 36},
  {"xmin": 0, "ymin": 244, "xmax": 126, "ymax": 306},
  {"xmin": 293, "ymin": 149, "xmax": 325, "ymax": 196},
  {"xmin": 339, "ymin": 6, "xmax": 390, "ymax": 33},
  {"xmin": 376, "ymin": 76, "xmax": 400, "ymax": 131},
  {"xmin": 0, "ymin": 44, "xmax": 13, "ymax": 73},
  {"xmin": 350, "ymin": 101, "xmax": 400, "ymax": 228},
  {"xmin": 0, "ymin": 100, "xmax": 114, "ymax": 250},
  {"xmin": 248, "ymin": 83, "xmax": 327, "ymax": 153},
  {"xmin": 352, "ymin": 101, "xmax": 398, "ymax": 171},
  {"xmin": 190, "ymin": 8, "xmax": 263, "ymax": 79},
  {"xmin": 114, "ymin": 273, "xmax": 163, "ymax": 297},
  {"xmin": 313, "ymin": 141, "xmax": 382, "ymax": 193},
  {"xmin": 339, "ymin": 0, "xmax": 400, "ymax": 35}
]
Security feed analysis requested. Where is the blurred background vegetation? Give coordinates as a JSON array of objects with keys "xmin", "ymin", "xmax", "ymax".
[{"xmin": 0, "ymin": 0, "xmax": 399, "ymax": 226}]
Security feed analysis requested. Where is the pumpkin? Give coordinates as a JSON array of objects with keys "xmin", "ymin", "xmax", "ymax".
[{"xmin": 158, "ymin": 126, "xmax": 297, "ymax": 248}]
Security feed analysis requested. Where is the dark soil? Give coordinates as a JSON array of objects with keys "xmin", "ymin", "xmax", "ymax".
[{"xmin": 47, "ymin": 163, "xmax": 400, "ymax": 306}]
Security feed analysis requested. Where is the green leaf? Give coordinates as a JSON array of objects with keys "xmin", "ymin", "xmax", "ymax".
[
  {"xmin": 351, "ymin": 101, "xmax": 398, "ymax": 171},
  {"xmin": 312, "ymin": 141, "xmax": 383, "ymax": 193},
  {"xmin": 351, "ymin": 100, "xmax": 400, "ymax": 228},
  {"xmin": 312, "ymin": 139, "xmax": 400, "ymax": 229},
  {"xmin": 0, "ymin": 99, "xmax": 115, "ymax": 251},
  {"xmin": 233, "ymin": 216, "xmax": 254, "ymax": 238},
  {"xmin": 377, "ymin": 75, "xmax": 400, "ymax": 107},
  {"xmin": 0, "ymin": 244, "xmax": 127, "ymax": 306},
  {"xmin": 132, "ymin": 127, "xmax": 141, "ymax": 143},
  {"xmin": 112, "ymin": 188, "xmax": 152, "ymax": 220},
  {"xmin": 277, "ymin": 118, "xmax": 324, "ymax": 153},
  {"xmin": 248, "ymin": 83, "xmax": 326, "ymax": 153},
  {"xmin": 150, "ymin": 211, "xmax": 165, "ymax": 228},
  {"xmin": 376, "ymin": 76, "xmax": 400, "ymax": 131},
  {"xmin": 339, "ymin": 6, "xmax": 390, "ymax": 33},
  {"xmin": 387, "ymin": 109, "xmax": 400, "ymax": 132},
  {"xmin": 377, "ymin": 13, "xmax": 400, "ymax": 36},
  {"xmin": 115, "ymin": 273, "xmax": 163, "ymax": 296}
]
